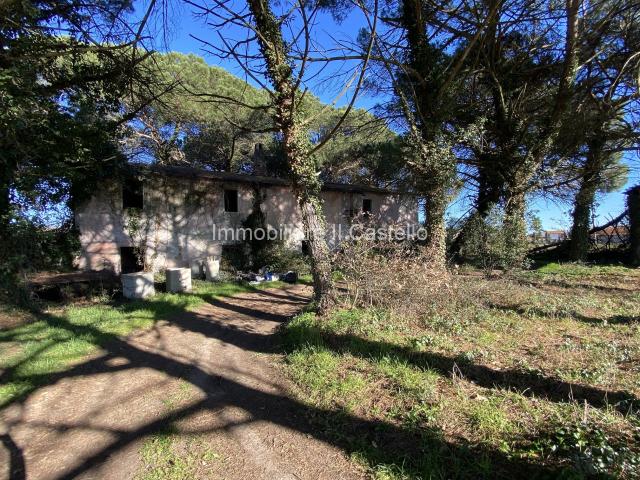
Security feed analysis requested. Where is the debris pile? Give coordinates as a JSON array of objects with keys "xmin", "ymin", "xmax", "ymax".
[{"xmin": 238, "ymin": 267, "xmax": 298, "ymax": 285}]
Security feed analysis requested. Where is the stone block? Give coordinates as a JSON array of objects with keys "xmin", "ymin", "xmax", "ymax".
[
  {"xmin": 121, "ymin": 272, "xmax": 155, "ymax": 299},
  {"xmin": 166, "ymin": 267, "xmax": 192, "ymax": 293},
  {"xmin": 204, "ymin": 256, "xmax": 221, "ymax": 281}
]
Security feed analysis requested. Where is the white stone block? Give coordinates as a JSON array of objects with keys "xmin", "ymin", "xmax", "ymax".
[
  {"xmin": 190, "ymin": 260, "xmax": 204, "ymax": 278},
  {"xmin": 166, "ymin": 267, "xmax": 192, "ymax": 293},
  {"xmin": 121, "ymin": 272, "xmax": 155, "ymax": 299},
  {"xmin": 204, "ymin": 256, "xmax": 221, "ymax": 281}
]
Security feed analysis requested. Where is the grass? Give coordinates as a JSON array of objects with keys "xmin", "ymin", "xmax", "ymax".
[
  {"xmin": 136, "ymin": 380, "xmax": 221, "ymax": 480},
  {"xmin": 0, "ymin": 278, "xmax": 295, "ymax": 408},
  {"xmin": 136, "ymin": 424, "xmax": 222, "ymax": 480},
  {"xmin": 3, "ymin": 263, "xmax": 638, "ymax": 477},
  {"xmin": 531, "ymin": 261, "xmax": 635, "ymax": 277},
  {"xmin": 281, "ymin": 263, "xmax": 640, "ymax": 479}
]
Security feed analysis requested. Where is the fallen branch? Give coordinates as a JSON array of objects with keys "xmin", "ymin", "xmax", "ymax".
[
  {"xmin": 528, "ymin": 209, "xmax": 630, "ymax": 254},
  {"xmin": 588, "ymin": 210, "xmax": 628, "ymax": 234},
  {"xmin": 529, "ymin": 241, "xmax": 565, "ymax": 254}
]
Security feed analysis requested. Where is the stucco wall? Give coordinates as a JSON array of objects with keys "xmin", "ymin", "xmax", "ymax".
[{"xmin": 75, "ymin": 175, "xmax": 418, "ymax": 273}]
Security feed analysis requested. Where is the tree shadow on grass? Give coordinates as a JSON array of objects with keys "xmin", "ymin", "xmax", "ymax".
[
  {"xmin": 0, "ymin": 292, "xmax": 567, "ymax": 480},
  {"xmin": 283, "ymin": 321, "xmax": 639, "ymax": 415},
  {"xmin": 514, "ymin": 276, "xmax": 637, "ymax": 294},
  {"xmin": 188, "ymin": 291, "xmax": 636, "ymax": 415},
  {"xmin": 488, "ymin": 302, "xmax": 639, "ymax": 326}
]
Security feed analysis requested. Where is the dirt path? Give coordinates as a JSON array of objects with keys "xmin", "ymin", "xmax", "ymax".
[{"xmin": 0, "ymin": 285, "xmax": 364, "ymax": 480}]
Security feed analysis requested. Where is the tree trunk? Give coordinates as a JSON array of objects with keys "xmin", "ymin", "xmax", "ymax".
[
  {"xmin": 0, "ymin": 162, "xmax": 12, "ymax": 231},
  {"xmin": 569, "ymin": 157, "xmax": 602, "ymax": 261},
  {"xmin": 423, "ymin": 187, "xmax": 447, "ymax": 269},
  {"xmin": 246, "ymin": 0, "xmax": 333, "ymax": 312},
  {"xmin": 627, "ymin": 186, "xmax": 640, "ymax": 266},
  {"xmin": 0, "ymin": 158, "xmax": 17, "ymax": 299},
  {"xmin": 298, "ymin": 198, "xmax": 332, "ymax": 310},
  {"xmin": 468, "ymin": 0, "xmax": 581, "ymax": 266},
  {"xmin": 568, "ymin": 184, "xmax": 595, "ymax": 261},
  {"xmin": 503, "ymin": 185, "xmax": 528, "ymax": 268},
  {"xmin": 450, "ymin": 162, "xmax": 502, "ymax": 257},
  {"xmin": 568, "ymin": 143, "xmax": 604, "ymax": 261},
  {"xmin": 400, "ymin": 0, "xmax": 453, "ymax": 270}
]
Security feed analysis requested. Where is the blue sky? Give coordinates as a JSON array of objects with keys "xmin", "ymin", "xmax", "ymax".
[{"xmin": 146, "ymin": 2, "xmax": 637, "ymax": 231}]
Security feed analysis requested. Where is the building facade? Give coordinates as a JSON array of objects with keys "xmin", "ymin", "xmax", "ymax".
[{"xmin": 75, "ymin": 166, "xmax": 419, "ymax": 274}]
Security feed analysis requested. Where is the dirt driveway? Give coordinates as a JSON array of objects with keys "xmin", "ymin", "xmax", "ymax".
[{"xmin": 0, "ymin": 285, "xmax": 364, "ymax": 480}]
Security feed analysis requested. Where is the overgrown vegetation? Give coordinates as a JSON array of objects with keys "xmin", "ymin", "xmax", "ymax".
[
  {"xmin": 456, "ymin": 207, "xmax": 533, "ymax": 272},
  {"xmin": 233, "ymin": 187, "xmax": 311, "ymax": 274},
  {"xmin": 281, "ymin": 263, "xmax": 640, "ymax": 478},
  {"xmin": 333, "ymin": 233, "xmax": 450, "ymax": 314}
]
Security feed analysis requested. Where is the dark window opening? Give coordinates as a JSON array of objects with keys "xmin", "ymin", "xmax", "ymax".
[
  {"xmin": 301, "ymin": 240, "xmax": 311, "ymax": 256},
  {"xmin": 362, "ymin": 198, "xmax": 372, "ymax": 214},
  {"xmin": 120, "ymin": 247, "xmax": 143, "ymax": 274},
  {"xmin": 224, "ymin": 189, "xmax": 238, "ymax": 212},
  {"xmin": 123, "ymin": 178, "xmax": 143, "ymax": 210}
]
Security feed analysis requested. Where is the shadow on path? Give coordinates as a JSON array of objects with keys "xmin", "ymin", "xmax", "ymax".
[
  {"xmin": 0, "ymin": 434, "xmax": 25, "ymax": 480},
  {"xmin": 1, "ymin": 287, "xmax": 572, "ymax": 479}
]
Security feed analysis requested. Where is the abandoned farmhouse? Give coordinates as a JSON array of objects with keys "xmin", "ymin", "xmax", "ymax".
[{"xmin": 75, "ymin": 165, "xmax": 419, "ymax": 275}]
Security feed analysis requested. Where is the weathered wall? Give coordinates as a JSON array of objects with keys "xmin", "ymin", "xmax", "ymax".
[{"xmin": 75, "ymin": 175, "xmax": 418, "ymax": 273}]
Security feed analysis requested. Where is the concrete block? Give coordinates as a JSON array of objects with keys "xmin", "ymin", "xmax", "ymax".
[
  {"xmin": 166, "ymin": 267, "xmax": 192, "ymax": 293},
  {"xmin": 190, "ymin": 260, "xmax": 204, "ymax": 279},
  {"xmin": 204, "ymin": 256, "xmax": 221, "ymax": 281},
  {"xmin": 121, "ymin": 272, "xmax": 155, "ymax": 299}
]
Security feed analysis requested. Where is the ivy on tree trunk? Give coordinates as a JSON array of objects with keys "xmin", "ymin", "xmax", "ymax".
[{"xmin": 245, "ymin": 0, "xmax": 333, "ymax": 312}]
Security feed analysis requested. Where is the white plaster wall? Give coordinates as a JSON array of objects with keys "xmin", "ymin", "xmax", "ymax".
[
  {"xmin": 321, "ymin": 191, "xmax": 419, "ymax": 247},
  {"xmin": 75, "ymin": 175, "xmax": 418, "ymax": 273},
  {"xmin": 261, "ymin": 185, "xmax": 305, "ymax": 249}
]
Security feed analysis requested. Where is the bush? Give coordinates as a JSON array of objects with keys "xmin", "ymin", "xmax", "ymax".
[
  {"xmin": 1, "ymin": 218, "xmax": 80, "ymax": 306},
  {"xmin": 458, "ymin": 207, "xmax": 531, "ymax": 273},
  {"xmin": 332, "ymin": 233, "xmax": 452, "ymax": 316},
  {"xmin": 260, "ymin": 243, "xmax": 310, "ymax": 274},
  {"xmin": 224, "ymin": 187, "xmax": 310, "ymax": 274},
  {"xmin": 220, "ymin": 243, "xmax": 250, "ymax": 272}
]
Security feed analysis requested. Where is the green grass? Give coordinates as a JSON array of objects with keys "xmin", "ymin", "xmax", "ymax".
[
  {"xmin": 0, "ymin": 279, "xmax": 297, "ymax": 408},
  {"xmin": 136, "ymin": 382, "xmax": 221, "ymax": 480},
  {"xmin": 531, "ymin": 262, "xmax": 634, "ymax": 277},
  {"xmin": 287, "ymin": 346, "xmax": 369, "ymax": 411},
  {"xmin": 136, "ymin": 425, "xmax": 222, "ymax": 480},
  {"xmin": 281, "ymin": 263, "xmax": 640, "ymax": 479}
]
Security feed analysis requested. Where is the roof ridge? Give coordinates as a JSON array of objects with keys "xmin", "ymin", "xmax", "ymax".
[{"xmin": 129, "ymin": 163, "xmax": 411, "ymax": 195}]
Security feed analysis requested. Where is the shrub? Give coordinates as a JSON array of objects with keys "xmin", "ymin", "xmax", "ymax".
[
  {"xmin": 332, "ymin": 232, "xmax": 453, "ymax": 317},
  {"xmin": 225, "ymin": 187, "xmax": 310, "ymax": 274},
  {"xmin": 260, "ymin": 243, "xmax": 310, "ymax": 274},
  {"xmin": 459, "ymin": 206, "xmax": 531, "ymax": 273},
  {"xmin": 548, "ymin": 423, "xmax": 640, "ymax": 477},
  {"xmin": 1, "ymin": 218, "xmax": 80, "ymax": 306}
]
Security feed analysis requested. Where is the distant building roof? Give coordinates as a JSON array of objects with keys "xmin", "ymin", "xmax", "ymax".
[{"xmin": 130, "ymin": 164, "xmax": 407, "ymax": 195}]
